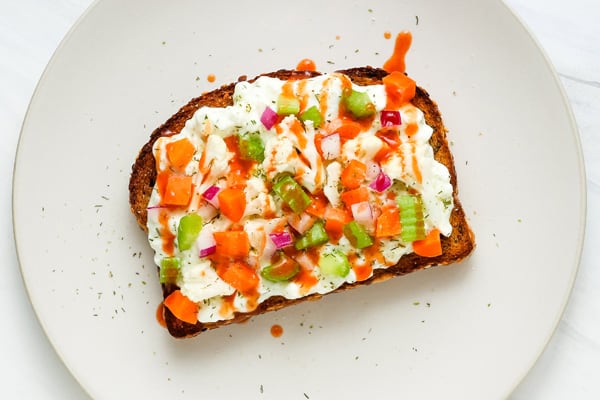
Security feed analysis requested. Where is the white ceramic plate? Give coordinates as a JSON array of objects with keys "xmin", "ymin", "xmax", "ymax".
[{"xmin": 13, "ymin": 0, "xmax": 585, "ymax": 398}]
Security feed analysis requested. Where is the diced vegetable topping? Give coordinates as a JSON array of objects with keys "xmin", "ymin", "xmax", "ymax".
[
  {"xmin": 305, "ymin": 192, "xmax": 327, "ymax": 218},
  {"xmin": 343, "ymin": 89, "xmax": 376, "ymax": 119},
  {"xmin": 324, "ymin": 206, "xmax": 353, "ymax": 240},
  {"xmin": 318, "ymin": 248, "xmax": 350, "ymax": 277},
  {"xmin": 343, "ymin": 221, "xmax": 374, "ymax": 249},
  {"xmin": 269, "ymin": 231, "xmax": 294, "ymax": 249},
  {"xmin": 277, "ymin": 94, "xmax": 300, "ymax": 115},
  {"xmin": 261, "ymin": 253, "xmax": 301, "ymax": 282},
  {"xmin": 160, "ymin": 257, "xmax": 181, "ymax": 284},
  {"xmin": 350, "ymin": 201, "xmax": 375, "ymax": 232},
  {"xmin": 217, "ymin": 187, "xmax": 246, "ymax": 222},
  {"xmin": 341, "ymin": 187, "xmax": 370, "ymax": 210},
  {"xmin": 319, "ymin": 133, "xmax": 341, "ymax": 160},
  {"xmin": 397, "ymin": 194, "xmax": 426, "ymax": 242},
  {"xmin": 196, "ymin": 227, "xmax": 217, "ymax": 258},
  {"xmin": 375, "ymin": 204, "xmax": 402, "ymax": 238},
  {"xmin": 214, "ymin": 231, "xmax": 250, "ymax": 259},
  {"xmin": 177, "ymin": 213, "xmax": 203, "ymax": 251},
  {"xmin": 166, "ymin": 138, "xmax": 195, "ymax": 170},
  {"xmin": 295, "ymin": 220, "xmax": 329, "ymax": 250},
  {"xmin": 238, "ymin": 132, "xmax": 265, "ymax": 162},
  {"xmin": 162, "ymin": 174, "xmax": 193, "ymax": 206},
  {"xmin": 341, "ymin": 159, "xmax": 367, "ymax": 189},
  {"xmin": 380, "ymin": 110, "xmax": 402, "ymax": 127},
  {"xmin": 260, "ymin": 106, "xmax": 278, "ymax": 129},
  {"xmin": 216, "ymin": 261, "xmax": 259, "ymax": 294},
  {"xmin": 369, "ymin": 171, "xmax": 392, "ymax": 192},
  {"xmin": 272, "ymin": 175, "xmax": 312, "ymax": 213},
  {"xmin": 412, "ymin": 228, "xmax": 442, "ymax": 257},
  {"xmin": 300, "ymin": 105, "xmax": 323, "ymax": 128},
  {"xmin": 382, "ymin": 71, "xmax": 416, "ymax": 108},
  {"xmin": 202, "ymin": 185, "xmax": 220, "ymax": 208},
  {"xmin": 163, "ymin": 290, "xmax": 198, "ymax": 325}
]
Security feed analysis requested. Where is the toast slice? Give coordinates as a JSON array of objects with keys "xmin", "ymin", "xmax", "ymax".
[{"xmin": 129, "ymin": 67, "xmax": 475, "ymax": 338}]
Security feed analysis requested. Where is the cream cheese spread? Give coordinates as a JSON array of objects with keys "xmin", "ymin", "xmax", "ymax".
[{"xmin": 147, "ymin": 72, "xmax": 454, "ymax": 323}]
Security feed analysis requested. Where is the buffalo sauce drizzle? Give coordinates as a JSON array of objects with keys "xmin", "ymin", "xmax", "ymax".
[
  {"xmin": 158, "ymin": 209, "xmax": 175, "ymax": 255},
  {"xmin": 224, "ymin": 135, "xmax": 253, "ymax": 189},
  {"xmin": 156, "ymin": 302, "xmax": 167, "ymax": 328},
  {"xmin": 382, "ymin": 31, "xmax": 423, "ymax": 183},
  {"xmin": 383, "ymin": 31, "xmax": 412, "ymax": 74}
]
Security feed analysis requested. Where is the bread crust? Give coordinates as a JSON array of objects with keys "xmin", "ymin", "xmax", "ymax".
[{"xmin": 129, "ymin": 67, "xmax": 475, "ymax": 338}]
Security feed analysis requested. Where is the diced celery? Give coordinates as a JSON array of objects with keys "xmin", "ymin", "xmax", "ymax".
[
  {"xmin": 343, "ymin": 221, "xmax": 374, "ymax": 249},
  {"xmin": 177, "ymin": 213, "xmax": 203, "ymax": 250},
  {"xmin": 318, "ymin": 248, "xmax": 350, "ymax": 277},
  {"xmin": 300, "ymin": 105, "xmax": 323, "ymax": 128},
  {"xmin": 272, "ymin": 175, "xmax": 312, "ymax": 213},
  {"xmin": 238, "ymin": 132, "xmax": 265, "ymax": 162},
  {"xmin": 343, "ymin": 89, "xmax": 376, "ymax": 119},
  {"xmin": 397, "ymin": 194, "xmax": 426, "ymax": 242},
  {"xmin": 295, "ymin": 220, "xmax": 329, "ymax": 250},
  {"xmin": 160, "ymin": 257, "xmax": 181, "ymax": 284},
  {"xmin": 260, "ymin": 253, "xmax": 301, "ymax": 282},
  {"xmin": 277, "ymin": 95, "xmax": 300, "ymax": 116}
]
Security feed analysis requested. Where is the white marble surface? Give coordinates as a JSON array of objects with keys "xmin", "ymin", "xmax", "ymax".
[{"xmin": 1, "ymin": 0, "xmax": 598, "ymax": 398}]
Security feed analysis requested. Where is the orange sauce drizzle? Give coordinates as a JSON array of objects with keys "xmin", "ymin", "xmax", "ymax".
[
  {"xmin": 297, "ymin": 79, "xmax": 311, "ymax": 113},
  {"xmin": 317, "ymin": 76, "xmax": 333, "ymax": 116},
  {"xmin": 219, "ymin": 292, "xmax": 237, "ymax": 319},
  {"xmin": 383, "ymin": 31, "xmax": 412, "ymax": 73},
  {"xmin": 411, "ymin": 142, "xmax": 422, "ymax": 183},
  {"xmin": 158, "ymin": 209, "xmax": 175, "ymax": 255},
  {"xmin": 207, "ymin": 74, "xmax": 216, "ymax": 83},
  {"xmin": 293, "ymin": 252, "xmax": 320, "ymax": 295},
  {"xmin": 384, "ymin": 31, "xmax": 392, "ymax": 39},
  {"xmin": 289, "ymin": 117, "xmax": 308, "ymax": 149},
  {"xmin": 405, "ymin": 122, "xmax": 418, "ymax": 137},
  {"xmin": 281, "ymin": 80, "xmax": 296, "ymax": 98},
  {"xmin": 156, "ymin": 302, "xmax": 166, "ymax": 328},
  {"xmin": 224, "ymin": 135, "xmax": 253, "ymax": 189},
  {"xmin": 363, "ymin": 240, "xmax": 392, "ymax": 266}
]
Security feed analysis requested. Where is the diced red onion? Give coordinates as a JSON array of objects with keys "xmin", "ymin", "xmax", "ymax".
[
  {"xmin": 269, "ymin": 231, "xmax": 293, "ymax": 249},
  {"xmin": 380, "ymin": 110, "xmax": 401, "ymax": 127},
  {"xmin": 197, "ymin": 228, "xmax": 216, "ymax": 258},
  {"xmin": 365, "ymin": 160, "xmax": 381, "ymax": 181},
  {"xmin": 369, "ymin": 171, "xmax": 392, "ymax": 192},
  {"xmin": 261, "ymin": 106, "xmax": 278, "ymax": 130},
  {"xmin": 320, "ymin": 133, "xmax": 340, "ymax": 160},
  {"xmin": 351, "ymin": 201, "xmax": 375, "ymax": 232},
  {"xmin": 202, "ymin": 185, "xmax": 220, "ymax": 208},
  {"xmin": 146, "ymin": 205, "xmax": 167, "ymax": 210},
  {"xmin": 199, "ymin": 245, "xmax": 216, "ymax": 258},
  {"xmin": 287, "ymin": 212, "xmax": 316, "ymax": 234}
]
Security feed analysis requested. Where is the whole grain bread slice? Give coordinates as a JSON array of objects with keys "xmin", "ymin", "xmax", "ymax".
[{"xmin": 129, "ymin": 66, "xmax": 475, "ymax": 338}]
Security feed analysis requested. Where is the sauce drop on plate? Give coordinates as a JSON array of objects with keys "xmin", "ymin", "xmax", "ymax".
[
  {"xmin": 383, "ymin": 31, "xmax": 412, "ymax": 73},
  {"xmin": 296, "ymin": 58, "xmax": 317, "ymax": 72},
  {"xmin": 270, "ymin": 324, "xmax": 284, "ymax": 338},
  {"xmin": 207, "ymin": 74, "xmax": 216, "ymax": 83}
]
